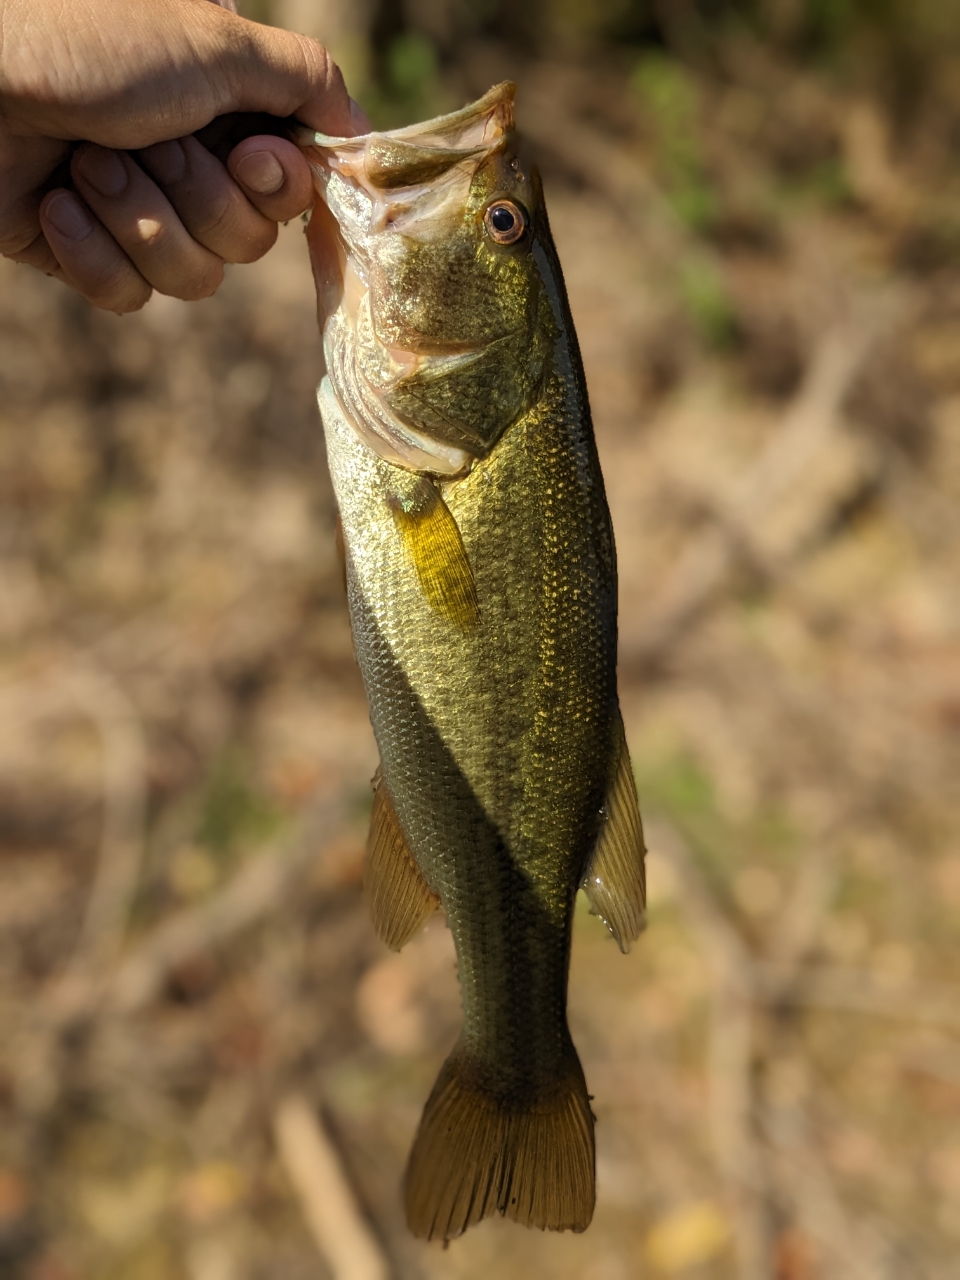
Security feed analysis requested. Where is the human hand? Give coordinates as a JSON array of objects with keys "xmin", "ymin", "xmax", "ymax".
[{"xmin": 0, "ymin": 0, "xmax": 364, "ymax": 311}]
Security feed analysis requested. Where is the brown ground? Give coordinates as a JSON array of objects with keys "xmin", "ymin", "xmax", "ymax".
[{"xmin": 1, "ymin": 30, "xmax": 958, "ymax": 1280}]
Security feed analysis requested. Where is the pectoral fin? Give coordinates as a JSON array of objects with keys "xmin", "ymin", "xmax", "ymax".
[
  {"xmin": 389, "ymin": 481, "xmax": 479, "ymax": 633},
  {"xmin": 365, "ymin": 767, "xmax": 440, "ymax": 950},
  {"xmin": 581, "ymin": 716, "xmax": 646, "ymax": 952}
]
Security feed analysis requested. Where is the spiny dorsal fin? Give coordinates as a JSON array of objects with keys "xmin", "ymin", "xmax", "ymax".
[
  {"xmin": 405, "ymin": 1041, "xmax": 595, "ymax": 1240},
  {"xmin": 389, "ymin": 481, "xmax": 479, "ymax": 634},
  {"xmin": 365, "ymin": 768, "xmax": 439, "ymax": 950},
  {"xmin": 581, "ymin": 715, "xmax": 646, "ymax": 952}
]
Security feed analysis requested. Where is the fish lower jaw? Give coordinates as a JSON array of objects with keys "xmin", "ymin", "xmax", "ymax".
[
  {"xmin": 323, "ymin": 311, "xmax": 475, "ymax": 477},
  {"xmin": 322, "ymin": 377, "xmax": 473, "ymax": 476}
]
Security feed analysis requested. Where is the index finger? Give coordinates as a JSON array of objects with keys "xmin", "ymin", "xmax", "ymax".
[{"xmin": 0, "ymin": 134, "xmax": 70, "ymax": 258}]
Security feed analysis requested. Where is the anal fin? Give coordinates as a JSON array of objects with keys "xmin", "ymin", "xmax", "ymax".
[
  {"xmin": 581, "ymin": 714, "xmax": 647, "ymax": 952},
  {"xmin": 389, "ymin": 480, "xmax": 479, "ymax": 634},
  {"xmin": 365, "ymin": 767, "xmax": 439, "ymax": 950}
]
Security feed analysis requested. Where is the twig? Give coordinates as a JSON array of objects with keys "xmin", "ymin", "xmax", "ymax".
[
  {"xmin": 273, "ymin": 1093, "xmax": 390, "ymax": 1280},
  {"xmin": 520, "ymin": 64, "xmax": 691, "ymax": 255},
  {"xmin": 3, "ymin": 785, "xmax": 348, "ymax": 1136},
  {"xmin": 880, "ymin": 441, "xmax": 960, "ymax": 546},
  {"xmin": 760, "ymin": 1074, "xmax": 892, "ymax": 1280},
  {"xmin": 61, "ymin": 662, "xmax": 148, "ymax": 977},
  {"xmin": 0, "ymin": 658, "xmax": 147, "ymax": 993},
  {"xmin": 650, "ymin": 814, "xmax": 906, "ymax": 1274},
  {"xmin": 621, "ymin": 302, "xmax": 904, "ymax": 670},
  {"xmin": 733, "ymin": 316, "xmax": 881, "ymax": 518},
  {"xmin": 764, "ymin": 837, "xmax": 839, "ymax": 988},
  {"xmin": 652, "ymin": 818, "xmax": 927, "ymax": 1278},
  {"xmin": 756, "ymin": 964, "xmax": 960, "ymax": 1031},
  {"xmin": 109, "ymin": 788, "xmax": 347, "ymax": 1015},
  {"xmin": 647, "ymin": 818, "xmax": 773, "ymax": 1280}
]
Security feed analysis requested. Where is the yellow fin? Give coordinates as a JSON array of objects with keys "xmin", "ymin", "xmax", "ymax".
[
  {"xmin": 581, "ymin": 715, "xmax": 647, "ymax": 952},
  {"xmin": 405, "ymin": 1044, "xmax": 595, "ymax": 1240},
  {"xmin": 365, "ymin": 768, "xmax": 439, "ymax": 951},
  {"xmin": 389, "ymin": 483, "xmax": 479, "ymax": 633}
]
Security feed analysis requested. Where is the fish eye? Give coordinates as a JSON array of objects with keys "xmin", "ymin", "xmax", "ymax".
[{"xmin": 484, "ymin": 200, "xmax": 527, "ymax": 246}]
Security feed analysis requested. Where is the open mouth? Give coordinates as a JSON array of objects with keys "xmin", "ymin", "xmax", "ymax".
[
  {"xmin": 294, "ymin": 82, "xmax": 514, "ymax": 172},
  {"xmin": 296, "ymin": 83, "xmax": 515, "ymax": 247},
  {"xmin": 299, "ymin": 85, "xmax": 520, "ymax": 479}
]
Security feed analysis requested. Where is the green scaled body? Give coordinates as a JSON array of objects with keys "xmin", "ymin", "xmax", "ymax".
[{"xmin": 302, "ymin": 83, "xmax": 646, "ymax": 1241}]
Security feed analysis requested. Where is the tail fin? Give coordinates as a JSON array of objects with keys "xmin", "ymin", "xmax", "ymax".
[{"xmin": 404, "ymin": 1044, "xmax": 595, "ymax": 1241}]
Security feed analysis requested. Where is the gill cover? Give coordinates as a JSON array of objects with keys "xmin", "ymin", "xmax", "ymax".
[{"xmin": 300, "ymin": 84, "xmax": 551, "ymax": 476}]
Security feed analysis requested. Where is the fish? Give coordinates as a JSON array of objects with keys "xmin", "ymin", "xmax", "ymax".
[{"xmin": 298, "ymin": 82, "xmax": 646, "ymax": 1241}]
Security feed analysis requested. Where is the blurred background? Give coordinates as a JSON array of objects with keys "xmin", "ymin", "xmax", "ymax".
[{"xmin": 1, "ymin": 2, "xmax": 959, "ymax": 1277}]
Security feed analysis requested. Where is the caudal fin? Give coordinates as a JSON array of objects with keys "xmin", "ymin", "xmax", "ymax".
[{"xmin": 404, "ymin": 1045, "xmax": 595, "ymax": 1241}]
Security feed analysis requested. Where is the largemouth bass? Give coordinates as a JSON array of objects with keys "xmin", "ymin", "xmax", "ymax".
[{"xmin": 299, "ymin": 83, "xmax": 646, "ymax": 1241}]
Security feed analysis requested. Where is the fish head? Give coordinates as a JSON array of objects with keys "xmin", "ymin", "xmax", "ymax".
[{"xmin": 300, "ymin": 84, "xmax": 554, "ymax": 476}]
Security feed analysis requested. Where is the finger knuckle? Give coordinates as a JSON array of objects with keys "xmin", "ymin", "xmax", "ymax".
[
  {"xmin": 190, "ymin": 194, "xmax": 237, "ymax": 242},
  {"xmin": 113, "ymin": 289, "xmax": 152, "ymax": 315},
  {"xmin": 0, "ymin": 216, "xmax": 42, "ymax": 258},
  {"xmin": 173, "ymin": 260, "xmax": 224, "ymax": 302},
  {"xmin": 226, "ymin": 222, "xmax": 277, "ymax": 264},
  {"xmin": 88, "ymin": 283, "xmax": 152, "ymax": 314},
  {"xmin": 298, "ymin": 35, "xmax": 342, "ymax": 93},
  {"xmin": 84, "ymin": 260, "xmax": 150, "ymax": 311}
]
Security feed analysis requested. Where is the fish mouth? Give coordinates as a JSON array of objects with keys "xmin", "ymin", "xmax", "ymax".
[
  {"xmin": 294, "ymin": 82, "xmax": 514, "ymax": 176},
  {"xmin": 297, "ymin": 82, "xmax": 515, "ymax": 252},
  {"xmin": 298, "ymin": 84, "xmax": 517, "ymax": 477}
]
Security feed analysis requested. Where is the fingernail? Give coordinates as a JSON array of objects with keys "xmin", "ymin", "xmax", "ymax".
[
  {"xmin": 44, "ymin": 192, "xmax": 94, "ymax": 241},
  {"xmin": 143, "ymin": 139, "xmax": 186, "ymax": 185},
  {"xmin": 349, "ymin": 98, "xmax": 371, "ymax": 135},
  {"xmin": 77, "ymin": 146, "xmax": 128, "ymax": 197},
  {"xmin": 235, "ymin": 151, "xmax": 284, "ymax": 196}
]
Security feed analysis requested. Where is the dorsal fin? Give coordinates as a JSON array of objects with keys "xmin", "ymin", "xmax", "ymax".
[
  {"xmin": 581, "ymin": 715, "xmax": 646, "ymax": 952},
  {"xmin": 365, "ymin": 767, "xmax": 440, "ymax": 950},
  {"xmin": 388, "ymin": 482, "xmax": 479, "ymax": 634}
]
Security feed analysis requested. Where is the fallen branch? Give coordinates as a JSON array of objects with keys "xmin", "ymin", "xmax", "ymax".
[
  {"xmin": 647, "ymin": 819, "xmax": 772, "ymax": 1280},
  {"xmin": 621, "ymin": 300, "xmax": 905, "ymax": 670},
  {"xmin": 109, "ymin": 788, "xmax": 347, "ymax": 1015},
  {"xmin": 651, "ymin": 816, "xmax": 937, "ymax": 1279},
  {"xmin": 520, "ymin": 64, "xmax": 690, "ymax": 254},
  {"xmin": 761, "ymin": 1078, "xmax": 891, "ymax": 1280},
  {"xmin": 273, "ymin": 1092, "xmax": 390, "ymax": 1280},
  {"xmin": 62, "ymin": 662, "xmax": 148, "ymax": 978},
  {"xmin": 6, "ymin": 781, "xmax": 348, "ymax": 1133},
  {"xmin": 764, "ymin": 832, "xmax": 839, "ymax": 993},
  {"xmin": 0, "ymin": 659, "xmax": 148, "ymax": 979},
  {"xmin": 757, "ymin": 963, "xmax": 960, "ymax": 1031}
]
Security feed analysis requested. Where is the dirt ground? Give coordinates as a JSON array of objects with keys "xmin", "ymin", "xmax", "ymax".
[{"xmin": 1, "ymin": 19, "xmax": 959, "ymax": 1280}]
